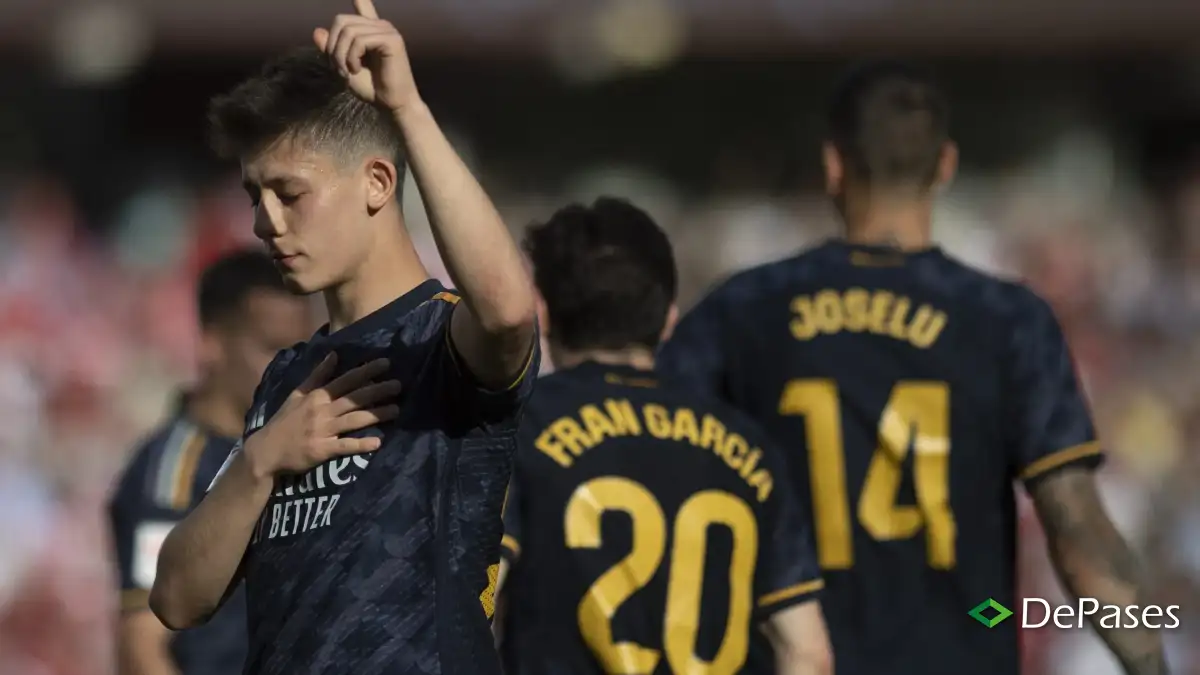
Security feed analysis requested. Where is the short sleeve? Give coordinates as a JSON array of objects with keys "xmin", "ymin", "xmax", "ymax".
[
  {"xmin": 753, "ymin": 443, "xmax": 824, "ymax": 619},
  {"xmin": 657, "ymin": 292, "xmax": 730, "ymax": 400},
  {"xmin": 440, "ymin": 308, "xmax": 541, "ymax": 421},
  {"xmin": 1004, "ymin": 292, "xmax": 1102, "ymax": 487},
  {"xmin": 108, "ymin": 448, "xmax": 187, "ymax": 610}
]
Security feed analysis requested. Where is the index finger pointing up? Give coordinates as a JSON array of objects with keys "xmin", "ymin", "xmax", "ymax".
[{"xmin": 353, "ymin": 0, "xmax": 380, "ymax": 19}]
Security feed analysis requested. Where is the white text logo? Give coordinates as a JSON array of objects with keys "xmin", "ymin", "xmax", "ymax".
[{"xmin": 1022, "ymin": 598, "xmax": 1180, "ymax": 629}]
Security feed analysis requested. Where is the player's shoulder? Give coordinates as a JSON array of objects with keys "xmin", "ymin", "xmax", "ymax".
[
  {"xmin": 121, "ymin": 413, "xmax": 192, "ymax": 475},
  {"xmin": 398, "ymin": 286, "xmax": 460, "ymax": 342},
  {"xmin": 112, "ymin": 413, "xmax": 206, "ymax": 509},
  {"xmin": 925, "ymin": 253, "xmax": 1059, "ymax": 327},
  {"xmin": 370, "ymin": 281, "xmax": 461, "ymax": 346},
  {"xmin": 701, "ymin": 245, "xmax": 839, "ymax": 308}
]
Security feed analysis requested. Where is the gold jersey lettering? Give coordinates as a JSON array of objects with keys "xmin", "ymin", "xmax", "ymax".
[
  {"xmin": 789, "ymin": 288, "xmax": 947, "ymax": 349},
  {"xmin": 531, "ymin": 400, "xmax": 775, "ymax": 502}
]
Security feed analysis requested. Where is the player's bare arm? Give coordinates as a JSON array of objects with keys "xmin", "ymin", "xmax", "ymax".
[
  {"xmin": 316, "ymin": 0, "xmax": 537, "ymax": 389},
  {"xmin": 118, "ymin": 612, "xmax": 180, "ymax": 675},
  {"xmin": 1030, "ymin": 467, "xmax": 1168, "ymax": 675},
  {"xmin": 150, "ymin": 356, "xmax": 399, "ymax": 630},
  {"xmin": 762, "ymin": 602, "xmax": 834, "ymax": 675}
]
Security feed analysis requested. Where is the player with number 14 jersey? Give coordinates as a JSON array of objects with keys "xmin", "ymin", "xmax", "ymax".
[{"xmin": 658, "ymin": 61, "xmax": 1163, "ymax": 675}]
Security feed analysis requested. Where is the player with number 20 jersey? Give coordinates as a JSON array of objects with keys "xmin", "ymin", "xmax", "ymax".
[{"xmin": 495, "ymin": 197, "xmax": 832, "ymax": 675}]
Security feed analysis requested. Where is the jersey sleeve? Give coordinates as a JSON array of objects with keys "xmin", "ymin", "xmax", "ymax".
[
  {"xmin": 1004, "ymin": 291, "xmax": 1103, "ymax": 487},
  {"xmin": 109, "ymin": 443, "xmax": 195, "ymax": 611},
  {"xmin": 657, "ymin": 290, "xmax": 731, "ymax": 400},
  {"xmin": 436, "ymin": 295, "xmax": 541, "ymax": 422},
  {"xmin": 753, "ymin": 441, "xmax": 824, "ymax": 620}
]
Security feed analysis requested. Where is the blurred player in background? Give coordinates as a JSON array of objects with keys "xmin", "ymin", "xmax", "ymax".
[
  {"xmin": 495, "ymin": 198, "xmax": 832, "ymax": 675},
  {"xmin": 658, "ymin": 61, "xmax": 1168, "ymax": 675},
  {"xmin": 149, "ymin": 1, "xmax": 539, "ymax": 674},
  {"xmin": 110, "ymin": 250, "xmax": 312, "ymax": 675}
]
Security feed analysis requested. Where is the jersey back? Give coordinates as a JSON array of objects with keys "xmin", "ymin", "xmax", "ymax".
[
  {"xmin": 500, "ymin": 362, "xmax": 822, "ymax": 675},
  {"xmin": 658, "ymin": 240, "xmax": 1102, "ymax": 675}
]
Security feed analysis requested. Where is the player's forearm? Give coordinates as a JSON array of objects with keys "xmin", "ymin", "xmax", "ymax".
[
  {"xmin": 150, "ymin": 449, "xmax": 271, "ymax": 630},
  {"xmin": 118, "ymin": 615, "xmax": 181, "ymax": 675},
  {"xmin": 392, "ymin": 102, "xmax": 536, "ymax": 336},
  {"xmin": 1048, "ymin": 539, "xmax": 1168, "ymax": 675},
  {"xmin": 763, "ymin": 604, "xmax": 834, "ymax": 675},
  {"xmin": 120, "ymin": 648, "xmax": 180, "ymax": 675},
  {"xmin": 1034, "ymin": 469, "xmax": 1168, "ymax": 675}
]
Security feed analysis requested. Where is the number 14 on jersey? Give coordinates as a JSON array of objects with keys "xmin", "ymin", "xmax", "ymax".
[{"xmin": 778, "ymin": 379, "xmax": 956, "ymax": 570}]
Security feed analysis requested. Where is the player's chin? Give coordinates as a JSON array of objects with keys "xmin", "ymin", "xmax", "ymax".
[{"xmin": 276, "ymin": 267, "xmax": 321, "ymax": 295}]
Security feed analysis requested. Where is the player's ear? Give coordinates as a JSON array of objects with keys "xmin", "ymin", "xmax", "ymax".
[
  {"xmin": 658, "ymin": 304, "xmax": 680, "ymax": 344},
  {"xmin": 364, "ymin": 157, "xmax": 399, "ymax": 214},
  {"xmin": 821, "ymin": 142, "xmax": 844, "ymax": 196},
  {"xmin": 934, "ymin": 141, "xmax": 958, "ymax": 191}
]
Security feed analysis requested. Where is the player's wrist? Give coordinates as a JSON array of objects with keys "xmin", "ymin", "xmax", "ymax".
[
  {"xmin": 389, "ymin": 97, "xmax": 431, "ymax": 131},
  {"xmin": 241, "ymin": 433, "xmax": 279, "ymax": 483}
]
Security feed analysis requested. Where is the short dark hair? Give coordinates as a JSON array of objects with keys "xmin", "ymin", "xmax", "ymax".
[
  {"xmin": 207, "ymin": 47, "xmax": 405, "ymax": 175},
  {"xmin": 827, "ymin": 60, "xmax": 949, "ymax": 189},
  {"xmin": 197, "ymin": 249, "xmax": 290, "ymax": 328},
  {"xmin": 523, "ymin": 197, "xmax": 677, "ymax": 352}
]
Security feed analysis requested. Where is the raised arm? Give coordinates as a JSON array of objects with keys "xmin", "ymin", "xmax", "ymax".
[{"xmin": 316, "ymin": 0, "xmax": 537, "ymax": 390}]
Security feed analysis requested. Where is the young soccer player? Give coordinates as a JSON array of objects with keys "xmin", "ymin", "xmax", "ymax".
[
  {"xmin": 659, "ymin": 61, "xmax": 1168, "ymax": 675},
  {"xmin": 496, "ymin": 198, "xmax": 832, "ymax": 675},
  {"xmin": 149, "ymin": 3, "xmax": 540, "ymax": 674}
]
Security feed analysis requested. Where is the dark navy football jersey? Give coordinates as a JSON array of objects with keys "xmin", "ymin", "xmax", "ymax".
[
  {"xmin": 657, "ymin": 240, "xmax": 1102, "ymax": 675},
  {"xmin": 218, "ymin": 279, "xmax": 538, "ymax": 675},
  {"xmin": 499, "ymin": 362, "xmax": 822, "ymax": 675},
  {"xmin": 109, "ymin": 405, "xmax": 249, "ymax": 675}
]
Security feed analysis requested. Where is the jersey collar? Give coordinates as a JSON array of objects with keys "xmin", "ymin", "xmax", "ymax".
[{"xmin": 311, "ymin": 278, "xmax": 447, "ymax": 347}]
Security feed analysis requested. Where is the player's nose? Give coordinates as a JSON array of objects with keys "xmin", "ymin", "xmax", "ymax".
[{"xmin": 252, "ymin": 204, "xmax": 287, "ymax": 240}]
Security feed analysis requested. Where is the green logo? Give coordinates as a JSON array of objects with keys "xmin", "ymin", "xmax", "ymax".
[{"xmin": 968, "ymin": 598, "xmax": 1013, "ymax": 627}]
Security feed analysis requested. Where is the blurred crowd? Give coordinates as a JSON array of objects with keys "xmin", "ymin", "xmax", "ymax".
[{"xmin": 1, "ymin": 116, "xmax": 1200, "ymax": 672}]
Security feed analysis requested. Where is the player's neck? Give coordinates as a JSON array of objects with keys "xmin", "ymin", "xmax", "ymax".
[
  {"xmin": 842, "ymin": 193, "xmax": 935, "ymax": 251},
  {"xmin": 552, "ymin": 346, "xmax": 656, "ymax": 373},
  {"xmin": 323, "ymin": 223, "xmax": 430, "ymax": 332},
  {"xmin": 185, "ymin": 385, "xmax": 245, "ymax": 440}
]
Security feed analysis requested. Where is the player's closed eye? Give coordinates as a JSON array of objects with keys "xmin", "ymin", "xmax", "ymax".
[{"xmin": 277, "ymin": 192, "xmax": 304, "ymax": 206}]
